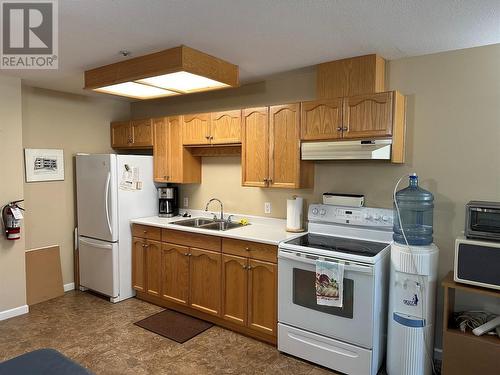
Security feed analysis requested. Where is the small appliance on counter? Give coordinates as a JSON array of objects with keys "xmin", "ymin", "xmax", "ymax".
[
  {"xmin": 323, "ymin": 193, "xmax": 365, "ymax": 207},
  {"xmin": 158, "ymin": 187, "xmax": 178, "ymax": 217},
  {"xmin": 286, "ymin": 196, "xmax": 304, "ymax": 232},
  {"xmin": 465, "ymin": 201, "xmax": 500, "ymax": 241}
]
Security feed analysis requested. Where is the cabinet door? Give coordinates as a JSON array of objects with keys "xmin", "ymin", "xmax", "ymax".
[
  {"xmin": 111, "ymin": 121, "xmax": 131, "ymax": 148},
  {"xmin": 248, "ymin": 259, "xmax": 277, "ymax": 336},
  {"xmin": 343, "ymin": 92, "xmax": 393, "ymax": 139},
  {"xmin": 189, "ymin": 247, "xmax": 221, "ymax": 316},
  {"xmin": 210, "ymin": 110, "xmax": 241, "ymax": 144},
  {"xmin": 182, "ymin": 113, "xmax": 211, "ymax": 145},
  {"xmin": 241, "ymin": 107, "xmax": 269, "ymax": 187},
  {"xmin": 167, "ymin": 116, "xmax": 184, "ymax": 183},
  {"xmin": 269, "ymin": 103, "xmax": 301, "ymax": 188},
  {"xmin": 153, "ymin": 117, "xmax": 169, "ymax": 182},
  {"xmin": 222, "ymin": 254, "xmax": 248, "ymax": 326},
  {"xmin": 131, "ymin": 119, "xmax": 153, "ymax": 147},
  {"xmin": 161, "ymin": 242, "xmax": 190, "ymax": 305},
  {"xmin": 145, "ymin": 240, "xmax": 161, "ymax": 297},
  {"xmin": 301, "ymin": 98, "xmax": 343, "ymax": 140},
  {"xmin": 132, "ymin": 237, "xmax": 146, "ymax": 292}
]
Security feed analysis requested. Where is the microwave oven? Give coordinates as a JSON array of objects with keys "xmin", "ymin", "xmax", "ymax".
[
  {"xmin": 454, "ymin": 237, "xmax": 500, "ymax": 290},
  {"xmin": 465, "ymin": 201, "xmax": 500, "ymax": 241}
]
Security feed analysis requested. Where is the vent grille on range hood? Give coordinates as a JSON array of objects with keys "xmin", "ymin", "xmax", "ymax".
[{"xmin": 301, "ymin": 139, "xmax": 392, "ymax": 160}]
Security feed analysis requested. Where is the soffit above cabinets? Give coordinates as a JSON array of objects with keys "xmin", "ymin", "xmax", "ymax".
[{"xmin": 84, "ymin": 45, "xmax": 239, "ymax": 100}]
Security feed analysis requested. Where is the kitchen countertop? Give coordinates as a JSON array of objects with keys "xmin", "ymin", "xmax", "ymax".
[{"xmin": 131, "ymin": 210, "xmax": 305, "ymax": 246}]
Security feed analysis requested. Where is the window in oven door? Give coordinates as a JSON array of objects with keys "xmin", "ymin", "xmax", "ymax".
[{"xmin": 278, "ymin": 251, "xmax": 375, "ymax": 349}]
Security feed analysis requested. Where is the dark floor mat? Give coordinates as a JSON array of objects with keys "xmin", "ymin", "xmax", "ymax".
[{"xmin": 134, "ymin": 309, "xmax": 213, "ymax": 343}]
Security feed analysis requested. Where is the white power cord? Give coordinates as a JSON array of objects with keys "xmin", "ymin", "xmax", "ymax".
[{"xmin": 393, "ymin": 174, "xmax": 437, "ymax": 375}]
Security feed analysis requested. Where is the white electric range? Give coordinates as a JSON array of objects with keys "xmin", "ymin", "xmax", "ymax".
[{"xmin": 278, "ymin": 204, "xmax": 393, "ymax": 375}]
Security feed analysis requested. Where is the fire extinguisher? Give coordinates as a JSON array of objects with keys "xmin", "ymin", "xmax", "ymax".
[{"xmin": 2, "ymin": 200, "xmax": 24, "ymax": 240}]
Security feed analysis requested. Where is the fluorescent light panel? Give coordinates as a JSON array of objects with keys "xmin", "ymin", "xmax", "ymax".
[
  {"xmin": 94, "ymin": 82, "xmax": 179, "ymax": 99},
  {"xmin": 137, "ymin": 71, "xmax": 230, "ymax": 93}
]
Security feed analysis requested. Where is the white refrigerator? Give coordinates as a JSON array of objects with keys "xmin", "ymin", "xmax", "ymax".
[{"xmin": 76, "ymin": 154, "xmax": 157, "ymax": 302}]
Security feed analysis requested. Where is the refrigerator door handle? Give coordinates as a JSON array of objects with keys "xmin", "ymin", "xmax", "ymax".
[
  {"xmin": 79, "ymin": 237, "xmax": 113, "ymax": 249},
  {"xmin": 104, "ymin": 172, "xmax": 112, "ymax": 236}
]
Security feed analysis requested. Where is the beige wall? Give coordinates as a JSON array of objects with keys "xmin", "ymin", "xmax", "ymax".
[
  {"xmin": 132, "ymin": 44, "xmax": 500, "ymax": 348},
  {"xmin": 0, "ymin": 75, "xmax": 26, "ymax": 312},
  {"xmin": 22, "ymin": 87, "xmax": 130, "ymax": 285}
]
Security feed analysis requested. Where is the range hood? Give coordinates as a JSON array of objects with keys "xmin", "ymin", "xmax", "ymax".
[{"xmin": 301, "ymin": 139, "xmax": 392, "ymax": 160}]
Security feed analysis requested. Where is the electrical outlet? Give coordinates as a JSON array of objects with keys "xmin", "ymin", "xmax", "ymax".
[
  {"xmin": 183, "ymin": 197, "xmax": 189, "ymax": 208},
  {"xmin": 264, "ymin": 202, "xmax": 271, "ymax": 214}
]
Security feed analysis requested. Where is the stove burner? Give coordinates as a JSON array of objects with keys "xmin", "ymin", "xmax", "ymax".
[{"xmin": 285, "ymin": 233, "xmax": 388, "ymax": 257}]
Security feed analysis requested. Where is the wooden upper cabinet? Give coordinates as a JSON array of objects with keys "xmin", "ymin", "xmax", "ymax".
[
  {"xmin": 182, "ymin": 113, "xmax": 211, "ymax": 145},
  {"xmin": 241, "ymin": 107, "xmax": 269, "ymax": 187},
  {"xmin": 145, "ymin": 240, "xmax": 161, "ymax": 297},
  {"xmin": 132, "ymin": 237, "xmax": 146, "ymax": 292},
  {"xmin": 111, "ymin": 121, "xmax": 131, "ymax": 148},
  {"xmin": 343, "ymin": 91, "xmax": 393, "ymax": 139},
  {"xmin": 131, "ymin": 119, "xmax": 153, "ymax": 147},
  {"xmin": 111, "ymin": 119, "xmax": 153, "ymax": 148},
  {"xmin": 269, "ymin": 104, "xmax": 302, "ymax": 188},
  {"xmin": 210, "ymin": 110, "xmax": 241, "ymax": 144},
  {"xmin": 222, "ymin": 254, "xmax": 248, "ymax": 326},
  {"xmin": 189, "ymin": 248, "xmax": 221, "ymax": 316},
  {"xmin": 316, "ymin": 54, "xmax": 386, "ymax": 99},
  {"xmin": 153, "ymin": 116, "xmax": 201, "ymax": 184},
  {"xmin": 153, "ymin": 117, "xmax": 168, "ymax": 182},
  {"xmin": 160, "ymin": 242, "xmax": 190, "ymax": 305},
  {"xmin": 248, "ymin": 259, "xmax": 277, "ymax": 336},
  {"xmin": 270, "ymin": 104, "xmax": 314, "ymax": 189},
  {"xmin": 301, "ymin": 98, "xmax": 343, "ymax": 140}
]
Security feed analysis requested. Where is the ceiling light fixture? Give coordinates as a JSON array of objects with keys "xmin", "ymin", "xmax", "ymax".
[{"xmin": 84, "ymin": 45, "xmax": 239, "ymax": 100}]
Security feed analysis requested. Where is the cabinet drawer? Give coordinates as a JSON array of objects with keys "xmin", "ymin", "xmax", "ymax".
[
  {"xmin": 132, "ymin": 224, "xmax": 161, "ymax": 241},
  {"xmin": 222, "ymin": 238, "xmax": 277, "ymax": 263},
  {"xmin": 162, "ymin": 229, "xmax": 221, "ymax": 252}
]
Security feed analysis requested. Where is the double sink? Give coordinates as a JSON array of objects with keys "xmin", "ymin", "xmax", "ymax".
[{"xmin": 173, "ymin": 217, "xmax": 246, "ymax": 231}]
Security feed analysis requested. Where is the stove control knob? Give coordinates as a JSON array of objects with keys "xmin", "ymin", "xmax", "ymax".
[
  {"xmin": 373, "ymin": 214, "xmax": 381, "ymax": 221},
  {"xmin": 312, "ymin": 208, "xmax": 319, "ymax": 215},
  {"xmin": 382, "ymin": 215, "xmax": 391, "ymax": 223},
  {"xmin": 319, "ymin": 209, "xmax": 326, "ymax": 216},
  {"xmin": 364, "ymin": 214, "xmax": 373, "ymax": 221}
]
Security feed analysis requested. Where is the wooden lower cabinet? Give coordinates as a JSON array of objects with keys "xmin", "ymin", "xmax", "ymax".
[
  {"xmin": 132, "ymin": 237, "xmax": 146, "ymax": 292},
  {"xmin": 222, "ymin": 254, "xmax": 248, "ymax": 326},
  {"xmin": 248, "ymin": 259, "xmax": 277, "ymax": 336},
  {"xmin": 160, "ymin": 242, "xmax": 189, "ymax": 305},
  {"xmin": 145, "ymin": 240, "xmax": 162, "ymax": 297},
  {"xmin": 189, "ymin": 248, "xmax": 221, "ymax": 316},
  {"xmin": 132, "ymin": 225, "xmax": 277, "ymax": 344}
]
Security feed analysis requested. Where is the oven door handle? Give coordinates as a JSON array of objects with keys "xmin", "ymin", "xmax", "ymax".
[{"xmin": 278, "ymin": 249, "xmax": 373, "ymax": 274}]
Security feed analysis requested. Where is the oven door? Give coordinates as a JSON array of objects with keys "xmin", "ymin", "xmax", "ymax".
[
  {"xmin": 278, "ymin": 248, "xmax": 375, "ymax": 349},
  {"xmin": 466, "ymin": 206, "xmax": 500, "ymax": 240}
]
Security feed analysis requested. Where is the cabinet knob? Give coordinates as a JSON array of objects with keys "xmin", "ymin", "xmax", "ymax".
[
  {"xmin": 263, "ymin": 178, "xmax": 268, "ymax": 183},
  {"xmin": 188, "ymin": 253, "xmax": 192, "ymax": 257},
  {"xmin": 342, "ymin": 127, "xmax": 348, "ymax": 131},
  {"xmin": 184, "ymin": 253, "xmax": 189, "ymax": 256},
  {"xmin": 205, "ymin": 135, "xmax": 210, "ymax": 139},
  {"xmin": 242, "ymin": 264, "xmax": 247, "ymax": 269},
  {"xmin": 268, "ymin": 178, "xmax": 273, "ymax": 183},
  {"xmin": 210, "ymin": 136, "xmax": 214, "ymax": 140},
  {"xmin": 245, "ymin": 247, "xmax": 251, "ymax": 251},
  {"xmin": 247, "ymin": 265, "xmax": 252, "ymax": 270},
  {"xmin": 337, "ymin": 127, "xmax": 342, "ymax": 131}
]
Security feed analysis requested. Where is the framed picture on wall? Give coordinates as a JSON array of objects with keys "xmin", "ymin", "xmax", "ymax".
[{"xmin": 24, "ymin": 149, "xmax": 65, "ymax": 182}]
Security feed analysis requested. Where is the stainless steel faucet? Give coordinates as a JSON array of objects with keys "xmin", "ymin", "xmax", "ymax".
[{"xmin": 205, "ymin": 198, "xmax": 224, "ymax": 221}]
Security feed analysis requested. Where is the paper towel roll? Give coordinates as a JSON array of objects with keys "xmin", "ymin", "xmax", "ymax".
[{"xmin": 287, "ymin": 196, "xmax": 304, "ymax": 232}]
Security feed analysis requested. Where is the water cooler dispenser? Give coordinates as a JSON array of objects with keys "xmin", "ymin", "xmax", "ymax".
[{"xmin": 387, "ymin": 174, "xmax": 439, "ymax": 375}]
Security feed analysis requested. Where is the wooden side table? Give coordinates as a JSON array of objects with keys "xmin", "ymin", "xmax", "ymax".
[{"xmin": 441, "ymin": 271, "xmax": 500, "ymax": 374}]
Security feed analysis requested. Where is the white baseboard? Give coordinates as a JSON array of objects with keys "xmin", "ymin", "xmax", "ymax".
[
  {"xmin": 0, "ymin": 305, "xmax": 29, "ymax": 321},
  {"xmin": 63, "ymin": 282, "xmax": 75, "ymax": 292}
]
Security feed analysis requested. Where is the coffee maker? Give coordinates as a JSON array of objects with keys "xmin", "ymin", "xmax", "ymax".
[{"xmin": 158, "ymin": 187, "xmax": 178, "ymax": 217}]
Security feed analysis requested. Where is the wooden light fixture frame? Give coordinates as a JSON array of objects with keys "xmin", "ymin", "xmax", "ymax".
[{"xmin": 84, "ymin": 45, "xmax": 239, "ymax": 95}]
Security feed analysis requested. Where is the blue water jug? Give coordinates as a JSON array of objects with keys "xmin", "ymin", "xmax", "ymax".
[{"xmin": 393, "ymin": 174, "xmax": 434, "ymax": 245}]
